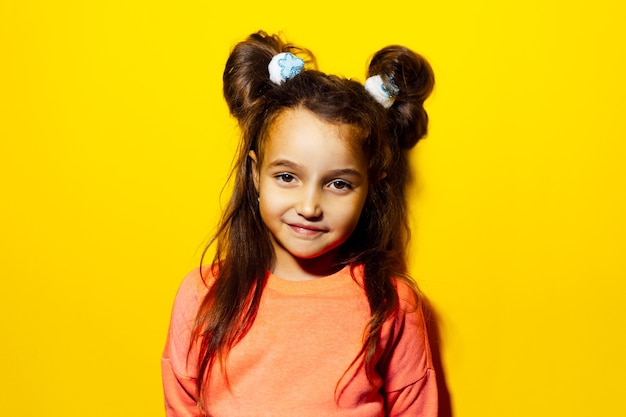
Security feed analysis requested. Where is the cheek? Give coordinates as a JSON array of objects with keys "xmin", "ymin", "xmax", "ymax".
[
  {"xmin": 258, "ymin": 185, "xmax": 285, "ymax": 221},
  {"xmin": 338, "ymin": 196, "xmax": 368, "ymax": 231},
  {"xmin": 257, "ymin": 204, "xmax": 275, "ymax": 233},
  {"xmin": 258, "ymin": 197, "xmax": 274, "ymax": 220}
]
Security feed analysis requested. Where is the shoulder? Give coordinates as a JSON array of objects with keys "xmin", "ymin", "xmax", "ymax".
[
  {"xmin": 168, "ymin": 266, "xmax": 216, "ymax": 338},
  {"xmin": 178, "ymin": 266, "xmax": 213, "ymax": 299},
  {"xmin": 379, "ymin": 277, "xmax": 434, "ymax": 392},
  {"xmin": 393, "ymin": 277, "xmax": 421, "ymax": 313},
  {"xmin": 387, "ymin": 277, "xmax": 431, "ymax": 360},
  {"xmin": 164, "ymin": 266, "xmax": 214, "ymax": 377},
  {"xmin": 172, "ymin": 266, "xmax": 213, "ymax": 310}
]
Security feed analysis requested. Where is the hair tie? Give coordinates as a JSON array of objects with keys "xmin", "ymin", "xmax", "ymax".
[
  {"xmin": 364, "ymin": 75, "xmax": 399, "ymax": 109},
  {"xmin": 268, "ymin": 52, "xmax": 305, "ymax": 85}
]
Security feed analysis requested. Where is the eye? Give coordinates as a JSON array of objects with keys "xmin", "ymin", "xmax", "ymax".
[
  {"xmin": 329, "ymin": 180, "xmax": 352, "ymax": 191},
  {"xmin": 276, "ymin": 173, "xmax": 296, "ymax": 183}
]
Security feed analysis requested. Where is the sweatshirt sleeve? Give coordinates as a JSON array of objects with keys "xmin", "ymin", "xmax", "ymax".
[
  {"xmin": 384, "ymin": 368, "xmax": 437, "ymax": 417},
  {"xmin": 382, "ymin": 282, "xmax": 438, "ymax": 417},
  {"xmin": 161, "ymin": 269, "xmax": 208, "ymax": 417}
]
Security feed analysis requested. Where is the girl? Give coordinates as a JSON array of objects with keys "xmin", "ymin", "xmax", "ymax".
[{"xmin": 162, "ymin": 31, "xmax": 437, "ymax": 417}]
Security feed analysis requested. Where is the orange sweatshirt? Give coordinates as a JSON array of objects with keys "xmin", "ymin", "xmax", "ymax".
[{"xmin": 162, "ymin": 265, "xmax": 437, "ymax": 416}]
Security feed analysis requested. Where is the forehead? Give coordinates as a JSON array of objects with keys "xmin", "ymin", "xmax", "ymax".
[{"xmin": 261, "ymin": 107, "xmax": 366, "ymax": 163}]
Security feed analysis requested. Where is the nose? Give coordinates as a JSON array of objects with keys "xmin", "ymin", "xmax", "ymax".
[{"xmin": 296, "ymin": 185, "xmax": 322, "ymax": 219}]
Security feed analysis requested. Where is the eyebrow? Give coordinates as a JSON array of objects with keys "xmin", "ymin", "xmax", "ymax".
[
  {"xmin": 267, "ymin": 159, "xmax": 301, "ymax": 170},
  {"xmin": 267, "ymin": 159, "xmax": 364, "ymax": 178}
]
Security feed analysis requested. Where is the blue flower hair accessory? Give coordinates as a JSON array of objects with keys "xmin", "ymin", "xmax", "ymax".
[
  {"xmin": 268, "ymin": 52, "xmax": 305, "ymax": 85},
  {"xmin": 364, "ymin": 75, "xmax": 399, "ymax": 109}
]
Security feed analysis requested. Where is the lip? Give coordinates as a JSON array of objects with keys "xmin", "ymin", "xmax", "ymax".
[{"xmin": 287, "ymin": 223, "xmax": 327, "ymax": 236}]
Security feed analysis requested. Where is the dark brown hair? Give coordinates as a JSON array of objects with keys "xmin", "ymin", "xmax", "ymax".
[{"xmin": 191, "ymin": 31, "xmax": 434, "ymax": 411}]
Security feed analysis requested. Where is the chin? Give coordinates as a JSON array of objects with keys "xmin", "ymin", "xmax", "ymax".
[{"xmin": 292, "ymin": 247, "xmax": 341, "ymax": 261}]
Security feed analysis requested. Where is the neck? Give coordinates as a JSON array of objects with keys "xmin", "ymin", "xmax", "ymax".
[{"xmin": 271, "ymin": 246, "xmax": 344, "ymax": 281}]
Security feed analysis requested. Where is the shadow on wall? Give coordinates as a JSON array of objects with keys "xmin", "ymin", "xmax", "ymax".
[{"xmin": 422, "ymin": 296, "xmax": 453, "ymax": 417}]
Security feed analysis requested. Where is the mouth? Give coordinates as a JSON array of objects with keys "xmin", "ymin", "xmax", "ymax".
[{"xmin": 287, "ymin": 223, "xmax": 327, "ymax": 236}]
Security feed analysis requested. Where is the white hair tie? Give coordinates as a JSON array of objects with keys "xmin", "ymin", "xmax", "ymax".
[
  {"xmin": 364, "ymin": 75, "xmax": 399, "ymax": 108},
  {"xmin": 268, "ymin": 52, "xmax": 305, "ymax": 85}
]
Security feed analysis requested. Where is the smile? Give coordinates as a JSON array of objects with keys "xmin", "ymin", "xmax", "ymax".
[{"xmin": 287, "ymin": 223, "xmax": 327, "ymax": 237}]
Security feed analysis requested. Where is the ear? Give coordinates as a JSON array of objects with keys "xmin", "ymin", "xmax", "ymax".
[{"xmin": 249, "ymin": 150, "xmax": 260, "ymax": 193}]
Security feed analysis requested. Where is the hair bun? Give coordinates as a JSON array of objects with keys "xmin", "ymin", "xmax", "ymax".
[
  {"xmin": 367, "ymin": 46, "xmax": 435, "ymax": 149},
  {"xmin": 223, "ymin": 31, "xmax": 315, "ymax": 122},
  {"xmin": 222, "ymin": 32, "xmax": 283, "ymax": 121}
]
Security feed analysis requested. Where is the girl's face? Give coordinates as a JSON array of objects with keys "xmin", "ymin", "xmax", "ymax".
[{"xmin": 251, "ymin": 107, "xmax": 369, "ymax": 278}]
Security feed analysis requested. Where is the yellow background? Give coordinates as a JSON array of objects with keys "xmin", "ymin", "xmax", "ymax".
[{"xmin": 1, "ymin": 0, "xmax": 625, "ymax": 415}]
